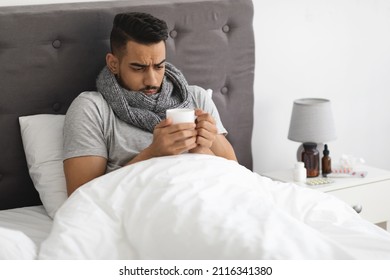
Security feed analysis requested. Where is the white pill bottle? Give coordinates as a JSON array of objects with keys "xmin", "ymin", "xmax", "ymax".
[{"xmin": 293, "ymin": 162, "xmax": 307, "ymax": 183}]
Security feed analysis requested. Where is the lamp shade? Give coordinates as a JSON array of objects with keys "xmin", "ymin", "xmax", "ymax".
[{"xmin": 288, "ymin": 98, "xmax": 337, "ymax": 143}]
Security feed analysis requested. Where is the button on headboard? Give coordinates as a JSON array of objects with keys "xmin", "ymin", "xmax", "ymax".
[{"xmin": 0, "ymin": 0, "xmax": 254, "ymax": 210}]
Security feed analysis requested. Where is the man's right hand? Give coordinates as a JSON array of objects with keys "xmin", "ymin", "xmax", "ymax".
[
  {"xmin": 125, "ymin": 118, "xmax": 197, "ymax": 167},
  {"xmin": 149, "ymin": 118, "xmax": 198, "ymax": 156}
]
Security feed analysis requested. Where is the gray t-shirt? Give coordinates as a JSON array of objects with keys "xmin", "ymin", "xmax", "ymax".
[{"xmin": 63, "ymin": 85, "xmax": 227, "ymax": 173}]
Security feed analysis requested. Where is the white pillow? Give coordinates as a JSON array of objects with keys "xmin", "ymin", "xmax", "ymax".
[{"xmin": 19, "ymin": 114, "xmax": 67, "ymax": 218}]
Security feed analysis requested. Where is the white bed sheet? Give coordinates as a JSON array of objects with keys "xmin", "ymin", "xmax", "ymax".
[
  {"xmin": 38, "ymin": 154, "xmax": 390, "ymax": 260},
  {"xmin": 0, "ymin": 205, "xmax": 52, "ymax": 247}
]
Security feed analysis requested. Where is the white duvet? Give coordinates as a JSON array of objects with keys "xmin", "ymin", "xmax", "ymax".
[
  {"xmin": 38, "ymin": 154, "xmax": 390, "ymax": 259},
  {"xmin": 0, "ymin": 227, "xmax": 37, "ymax": 259}
]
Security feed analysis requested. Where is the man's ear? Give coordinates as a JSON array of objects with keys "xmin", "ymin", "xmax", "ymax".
[{"xmin": 106, "ymin": 53, "xmax": 119, "ymax": 74}]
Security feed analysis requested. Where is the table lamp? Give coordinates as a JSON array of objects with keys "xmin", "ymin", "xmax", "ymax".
[{"xmin": 288, "ymin": 98, "xmax": 337, "ymax": 177}]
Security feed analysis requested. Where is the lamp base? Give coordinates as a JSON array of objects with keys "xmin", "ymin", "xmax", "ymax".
[{"xmin": 296, "ymin": 143, "xmax": 324, "ymax": 162}]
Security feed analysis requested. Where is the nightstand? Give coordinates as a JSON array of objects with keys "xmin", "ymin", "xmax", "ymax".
[{"xmin": 262, "ymin": 165, "xmax": 390, "ymax": 231}]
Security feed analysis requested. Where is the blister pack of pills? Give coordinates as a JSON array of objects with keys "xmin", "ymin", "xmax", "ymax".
[
  {"xmin": 330, "ymin": 168, "xmax": 367, "ymax": 178},
  {"xmin": 306, "ymin": 178, "xmax": 334, "ymax": 186}
]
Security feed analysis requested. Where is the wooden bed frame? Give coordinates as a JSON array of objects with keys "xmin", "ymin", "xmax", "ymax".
[{"xmin": 0, "ymin": 0, "xmax": 255, "ymax": 210}]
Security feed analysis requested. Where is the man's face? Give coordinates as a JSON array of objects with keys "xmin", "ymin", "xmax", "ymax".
[{"xmin": 115, "ymin": 40, "xmax": 166, "ymax": 95}]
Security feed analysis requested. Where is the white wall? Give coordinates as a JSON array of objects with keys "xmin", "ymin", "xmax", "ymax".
[
  {"xmin": 2, "ymin": 0, "xmax": 390, "ymax": 173},
  {"xmin": 252, "ymin": 0, "xmax": 390, "ymax": 173}
]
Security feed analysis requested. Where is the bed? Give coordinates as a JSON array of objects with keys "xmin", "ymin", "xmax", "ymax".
[{"xmin": 1, "ymin": 0, "xmax": 390, "ymax": 260}]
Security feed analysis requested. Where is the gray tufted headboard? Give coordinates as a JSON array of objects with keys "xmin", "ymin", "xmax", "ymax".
[{"xmin": 0, "ymin": 0, "xmax": 254, "ymax": 210}]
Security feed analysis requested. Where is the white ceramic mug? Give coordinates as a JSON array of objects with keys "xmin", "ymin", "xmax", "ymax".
[{"xmin": 166, "ymin": 108, "xmax": 195, "ymax": 124}]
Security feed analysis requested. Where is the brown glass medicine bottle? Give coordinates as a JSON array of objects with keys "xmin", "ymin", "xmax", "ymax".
[
  {"xmin": 301, "ymin": 142, "xmax": 319, "ymax": 177},
  {"xmin": 322, "ymin": 144, "xmax": 332, "ymax": 176}
]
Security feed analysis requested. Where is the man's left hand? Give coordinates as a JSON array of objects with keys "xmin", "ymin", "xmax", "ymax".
[
  {"xmin": 189, "ymin": 108, "xmax": 237, "ymax": 161},
  {"xmin": 193, "ymin": 109, "xmax": 217, "ymax": 149}
]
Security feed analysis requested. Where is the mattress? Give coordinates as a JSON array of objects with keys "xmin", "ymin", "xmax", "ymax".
[{"xmin": 0, "ymin": 205, "xmax": 52, "ymax": 247}]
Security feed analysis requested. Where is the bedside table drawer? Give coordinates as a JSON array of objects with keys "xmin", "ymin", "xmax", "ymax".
[{"xmin": 326, "ymin": 180, "xmax": 390, "ymax": 224}]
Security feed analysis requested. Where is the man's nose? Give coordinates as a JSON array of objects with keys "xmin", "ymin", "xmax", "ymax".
[{"xmin": 144, "ymin": 68, "xmax": 158, "ymax": 86}]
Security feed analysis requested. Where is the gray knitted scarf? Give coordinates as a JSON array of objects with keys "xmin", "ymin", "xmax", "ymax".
[{"xmin": 96, "ymin": 62, "xmax": 194, "ymax": 132}]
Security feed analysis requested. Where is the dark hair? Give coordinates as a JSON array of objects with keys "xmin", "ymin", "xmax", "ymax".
[{"xmin": 110, "ymin": 12, "xmax": 168, "ymax": 55}]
